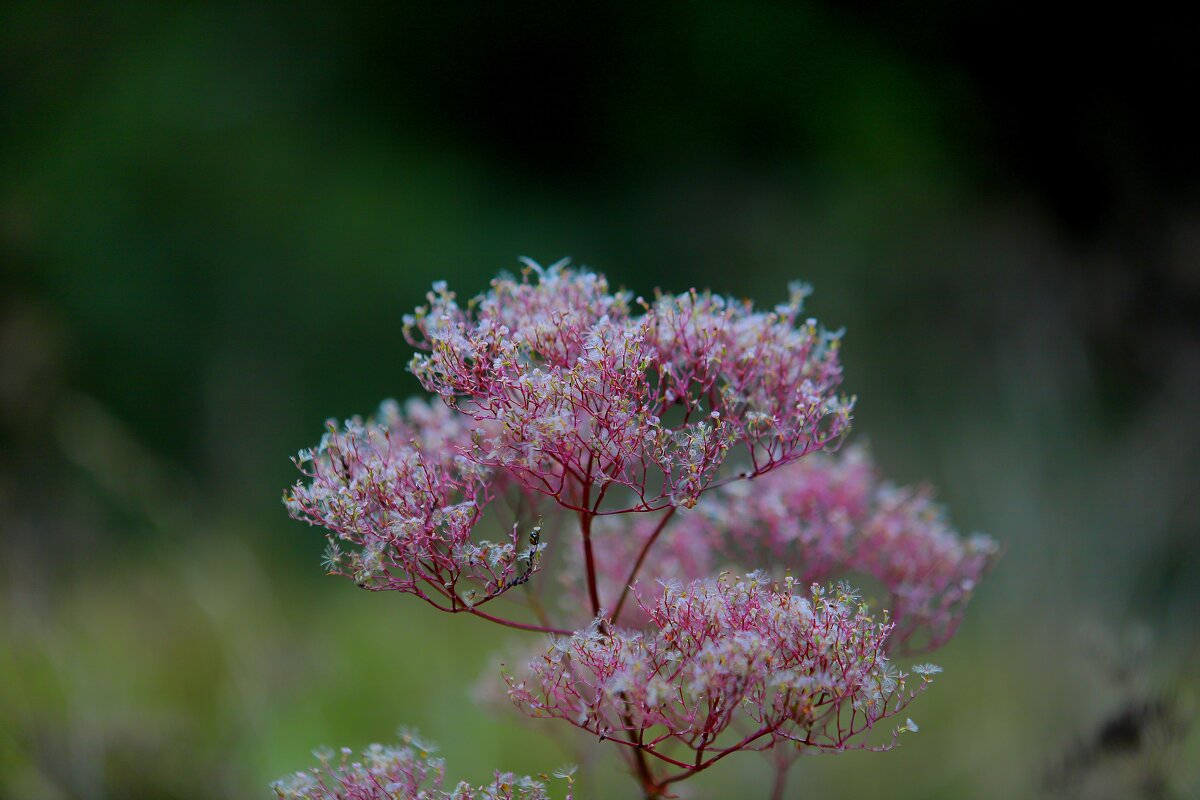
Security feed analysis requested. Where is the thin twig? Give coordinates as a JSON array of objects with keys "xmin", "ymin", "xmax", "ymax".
[{"xmin": 611, "ymin": 506, "xmax": 678, "ymax": 622}]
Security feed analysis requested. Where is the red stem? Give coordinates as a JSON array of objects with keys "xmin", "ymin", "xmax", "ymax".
[
  {"xmin": 461, "ymin": 604, "xmax": 573, "ymax": 636},
  {"xmin": 633, "ymin": 746, "xmax": 662, "ymax": 799},
  {"xmin": 611, "ymin": 506, "xmax": 677, "ymax": 622},
  {"xmin": 579, "ymin": 476, "xmax": 602, "ymax": 617},
  {"xmin": 770, "ymin": 761, "xmax": 790, "ymax": 800},
  {"xmin": 658, "ymin": 726, "xmax": 775, "ymax": 787}
]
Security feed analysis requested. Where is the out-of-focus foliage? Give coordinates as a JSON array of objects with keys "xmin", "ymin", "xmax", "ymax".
[{"xmin": 1, "ymin": 2, "xmax": 1197, "ymax": 798}]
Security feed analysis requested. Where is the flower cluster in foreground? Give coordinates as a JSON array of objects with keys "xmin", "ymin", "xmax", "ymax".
[
  {"xmin": 282, "ymin": 262, "xmax": 995, "ymax": 799},
  {"xmin": 271, "ymin": 730, "xmax": 574, "ymax": 800},
  {"xmin": 511, "ymin": 575, "xmax": 926, "ymax": 776}
]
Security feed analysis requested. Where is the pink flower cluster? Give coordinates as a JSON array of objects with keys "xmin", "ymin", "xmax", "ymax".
[
  {"xmin": 282, "ymin": 262, "xmax": 993, "ymax": 799},
  {"xmin": 285, "ymin": 398, "xmax": 543, "ymax": 609},
  {"xmin": 403, "ymin": 263, "xmax": 850, "ymax": 512},
  {"xmin": 271, "ymin": 730, "xmax": 575, "ymax": 800},
  {"xmin": 509, "ymin": 574, "xmax": 924, "ymax": 787},
  {"xmin": 583, "ymin": 446, "xmax": 997, "ymax": 652}
]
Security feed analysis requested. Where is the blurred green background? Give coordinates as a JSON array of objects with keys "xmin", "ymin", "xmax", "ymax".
[{"xmin": 2, "ymin": 3, "xmax": 1198, "ymax": 798}]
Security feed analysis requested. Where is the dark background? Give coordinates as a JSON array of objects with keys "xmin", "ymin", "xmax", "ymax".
[{"xmin": 2, "ymin": 3, "xmax": 1197, "ymax": 798}]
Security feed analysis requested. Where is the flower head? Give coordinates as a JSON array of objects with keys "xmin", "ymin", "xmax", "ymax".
[
  {"xmin": 509, "ymin": 574, "xmax": 928, "ymax": 760},
  {"xmin": 405, "ymin": 262, "xmax": 851, "ymax": 511},
  {"xmin": 285, "ymin": 398, "xmax": 539, "ymax": 602}
]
